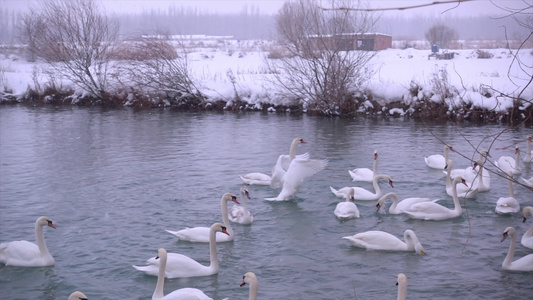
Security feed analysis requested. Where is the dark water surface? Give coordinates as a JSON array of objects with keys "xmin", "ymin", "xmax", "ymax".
[{"xmin": 1, "ymin": 106, "xmax": 532, "ymax": 299}]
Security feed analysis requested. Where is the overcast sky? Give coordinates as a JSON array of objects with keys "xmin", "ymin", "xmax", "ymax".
[{"xmin": 2, "ymin": 0, "xmax": 529, "ymax": 18}]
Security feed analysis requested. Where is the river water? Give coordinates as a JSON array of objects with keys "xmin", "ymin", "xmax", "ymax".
[{"xmin": 0, "ymin": 106, "xmax": 531, "ymax": 299}]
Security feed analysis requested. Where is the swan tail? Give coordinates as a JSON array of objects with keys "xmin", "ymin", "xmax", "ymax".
[{"xmin": 165, "ymin": 229, "xmax": 181, "ymax": 239}]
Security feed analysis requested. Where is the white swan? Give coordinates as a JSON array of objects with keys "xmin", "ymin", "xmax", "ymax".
[
  {"xmin": 240, "ymin": 272, "xmax": 259, "ymax": 300},
  {"xmin": 521, "ymin": 176, "xmax": 533, "ymax": 187},
  {"xmin": 521, "ymin": 206, "xmax": 533, "ymax": 249},
  {"xmin": 134, "ymin": 223, "xmax": 228, "ymax": 278},
  {"xmin": 265, "ymin": 154, "xmax": 328, "ymax": 201},
  {"xmin": 68, "ymin": 291, "xmax": 88, "ymax": 300},
  {"xmin": 342, "ymin": 229, "xmax": 425, "ymax": 255},
  {"xmin": 334, "ymin": 188, "xmax": 360, "ymax": 220},
  {"xmin": 471, "ymin": 158, "xmax": 490, "ymax": 192},
  {"xmin": 348, "ymin": 150, "xmax": 378, "ymax": 182},
  {"xmin": 330, "ymin": 174, "xmax": 394, "ymax": 201},
  {"xmin": 403, "ymin": 176, "xmax": 466, "ymax": 221},
  {"xmin": 425, "ymin": 144, "xmax": 453, "ymax": 169},
  {"xmin": 495, "ymin": 146, "xmax": 522, "ymax": 175},
  {"xmin": 376, "ymin": 192, "xmax": 440, "ymax": 215},
  {"xmin": 166, "ymin": 193, "xmax": 238, "ymax": 242},
  {"xmin": 151, "ymin": 248, "xmax": 213, "ymax": 300},
  {"xmin": 495, "ymin": 171, "xmax": 520, "ymax": 215},
  {"xmin": 229, "ymin": 186, "xmax": 253, "ymax": 225},
  {"xmin": 524, "ymin": 134, "xmax": 532, "ymax": 163},
  {"xmin": 0, "ymin": 216, "xmax": 56, "ymax": 267},
  {"xmin": 396, "ymin": 273, "xmax": 407, "ymax": 300},
  {"xmin": 446, "ymin": 150, "xmax": 490, "ymax": 183},
  {"xmin": 445, "ymin": 159, "xmax": 478, "ymax": 199},
  {"xmin": 269, "ymin": 137, "xmax": 308, "ymax": 189},
  {"xmin": 500, "ymin": 226, "xmax": 533, "ymax": 272},
  {"xmin": 240, "ymin": 172, "xmax": 271, "ymax": 186}
]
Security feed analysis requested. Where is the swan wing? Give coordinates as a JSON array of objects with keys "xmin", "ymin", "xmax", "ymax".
[
  {"xmin": 351, "ymin": 186, "xmax": 380, "ymax": 201},
  {"xmin": 505, "ymin": 254, "xmax": 533, "ymax": 272},
  {"xmin": 165, "ymin": 227, "xmax": 232, "ymax": 243},
  {"xmin": 0, "ymin": 240, "xmax": 50, "ymax": 266},
  {"xmin": 348, "ymin": 168, "xmax": 373, "ymax": 182},
  {"xmin": 334, "ymin": 202, "xmax": 360, "ymax": 219},
  {"xmin": 163, "ymin": 288, "xmax": 213, "ymax": 300},
  {"xmin": 425, "ymin": 154, "xmax": 445, "ymax": 169},
  {"xmin": 396, "ymin": 197, "xmax": 440, "ymax": 212},
  {"xmin": 229, "ymin": 205, "xmax": 253, "ymax": 224},
  {"xmin": 495, "ymin": 197, "xmax": 520, "ymax": 214},
  {"xmin": 240, "ymin": 173, "xmax": 271, "ymax": 186},
  {"xmin": 343, "ymin": 231, "xmax": 406, "ymax": 250}
]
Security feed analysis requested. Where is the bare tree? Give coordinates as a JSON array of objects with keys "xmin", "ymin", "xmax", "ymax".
[
  {"xmin": 18, "ymin": 9, "xmax": 46, "ymax": 62},
  {"xmin": 113, "ymin": 35, "xmax": 199, "ymax": 107},
  {"xmin": 267, "ymin": 0, "xmax": 377, "ymax": 114},
  {"xmin": 425, "ymin": 24, "xmax": 458, "ymax": 49},
  {"xmin": 28, "ymin": 0, "xmax": 118, "ymax": 99}
]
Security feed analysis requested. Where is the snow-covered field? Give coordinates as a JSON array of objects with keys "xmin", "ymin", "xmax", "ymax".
[{"xmin": 1, "ymin": 39, "xmax": 531, "ymax": 114}]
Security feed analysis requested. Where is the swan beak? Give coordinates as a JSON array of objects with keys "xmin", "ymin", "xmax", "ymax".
[
  {"xmin": 245, "ymin": 191, "xmax": 251, "ymax": 199},
  {"xmin": 300, "ymin": 139, "xmax": 306, "ymax": 143},
  {"xmin": 240, "ymin": 281, "xmax": 246, "ymax": 287},
  {"xmin": 47, "ymin": 221, "xmax": 56, "ymax": 229},
  {"xmin": 524, "ymin": 216, "xmax": 528, "ymax": 223},
  {"xmin": 501, "ymin": 232, "xmax": 509, "ymax": 242},
  {"xmin": 221, "ymin": 226, "xmax": 230, "ymax": 236},
  {"xmin": 473, "ymin": 162, "xmax": 478, "ymax": 170},
  {"xmin": 232, "ymin": 196, "xmax": 240, "ymax": 204},
  {"xmin": 388, "ymin": 180, "xmax": 394, "ymax": 188},
  {"xmin": 420, "ymin": 251, "xmax": 426, "ymax": 256},
  {"xmin": 376, "ymin": 203, "xmax": 381, "ymax": 212}
]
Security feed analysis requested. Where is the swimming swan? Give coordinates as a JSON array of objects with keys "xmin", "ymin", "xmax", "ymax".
[
  {"xmin": 396, "ymin": 273, "xmax": 408, "ymax": 300},
  {"xmin": 68, "ymin": 291, "xmax": 88, "ymax": 300},
  {"xmin": 500, "ymin": 226, "xmax": 533, "ymax": 272},
  {"xmin": 240, "ymin": 172, "xmax": 272, "ymax": 186},
  {"xmin": 166, "ymin": 193, "xmax": 238, "ymax": 242},
  {"xmin": 240, "ymin": 272, "xmax": 259, "ymax": 300},
  {"xmin": 376, "ymin": 192, "xmax": 440, "ymax": 215},
  {"xmin": 471, "ymin": 158, "xmax": 490, "ymax": 192},
  {"xmin": 445, "ymin": 159, "xmax": 478, "ymax": 199},
  {"xmin": 229, "ymin": 186, "xmax": 253, "ymax": 225},
  {"xmin": 495, "ymin": 171, "xmax": 520, "ymax": 215},
  {"xmin": 151, "ymin": 248, "xmax": 213, "ymax": 300},
  {"xmin": 403, "ymin": 176, "xmax": 467, "ymax": 221},
  {"xmin": 495, "ymin": 146, "xmax": 522, "ymax": 175},
  {"xmin": 330, "ymin": 174, "xmax": 394, "ymax": 201},
  {"xmin": 521, "ymin": 206, "xmax": 533, "ymax": 249},
  {"xmin": 348, "ymin": 150, "xmax": 378, "ymax": 182},
  {"xmin": 342, "ymin": 229, "xmax": 425, "ymax": 255},
  {"xmin": 134, "ymin": 223, "xmax": 229, "ymax": 278},
  {"xmin": 0, "ymin": 216, "xmax": 56, "ymax": 267},
  {"xmin": 425, "ymin": 144, "xmax": 453, "ymax": 169},
  {"xmin": 334, "ymin": 188, "xmax": 360, "ymax": 220}
]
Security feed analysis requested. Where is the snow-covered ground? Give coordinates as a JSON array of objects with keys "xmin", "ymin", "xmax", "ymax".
[{"xmin": 1, "ymin": 39, "xmax": 531, "ymax": 114}]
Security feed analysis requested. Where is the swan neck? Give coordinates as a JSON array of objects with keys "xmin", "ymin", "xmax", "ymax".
[
  {"xmin": 504, "ymin": 230, "xmax": 517, "ymax": 267},
  {"xmin": 289, "ymin": 139, "xmax": 299, "ymax": 160},
  {"xmin": 248, "ymin": 280, "xmax": 259, "ymax": 300},
  {"xmin": 372, "ymin": 155, "xmax": 378, "ymax": 174},
  {"xmin": 153, "ymin": 253, "xmax": 166, "ymax": 299},
  {"xmin": 208, "ymin": 226, "xmax": 219, "ymax": 270},
  {"xmin": 452, "ymin": 179, "xmax": 462, "ymax": 211},
  {"xmin": 372, "ymin": 175, "xmax": 383, "ymax": 194},
  {"xmin": 404, "ymin": 231, "xmax": 415, "ymax": 250},
  {"xmin": 397, "ymin": 282, "xmax": 407, "ymax": 300},
  {"xmin": 241, "ymin": 192, "xmax": 248, "ymax": 210},
  {"xmin": 35, "ymin": 222, "xmax": 50, "ymax": 258},
  {"xmin": 445, "ymin": 164, "xmax": 451, "ymax": 188},
  {"xmin": 221, "ymin": 198, "xmax": 234, "ymax": 236},
  {"xmin": 390, "ymin": 194, "xmax": 399, "ymax": 211}
]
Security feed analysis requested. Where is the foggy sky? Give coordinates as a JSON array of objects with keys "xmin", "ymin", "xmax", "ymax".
[{"xmin": 2, "ymin": 0, "xmax": 529, "ymax": 18}]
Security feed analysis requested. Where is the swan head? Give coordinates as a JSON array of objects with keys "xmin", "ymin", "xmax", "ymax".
[
  {"xmin": 240, "ymin": 186, "xmax": 250, "ymax": 199},
  {"xmin": 293, "ymin": 138, "xmax": 306, "ymax": 144},
  {"xmin": 515, "ymin": 146, "xmax": 520, "ymax": 154},
  {"xmin": 240, "ymin": 272, "xmax": 257, "ymax": 287},
  {"xmin": 37, "ymin": 216, "xmax": 56, "ymax": 229},
  {"xmin": 346, "ymin": 188, "xmax": 355, "ymax": 202},
  {"xmin": 223, "ymin": 192, "xmax": 240, "ymax": 205},
  {"xmin": 155, "ymin": 248, "xmax": 167, "ymax": 260},
  {"xmin": 373, "ymin": 150, "xmax": 378, "ymax": 160},
  {"xmin": 501, "ymin": 227, "xmax": 515, "ymax": 242},
  {"xmin": 523, "ymin": 206, "xmax": 533, "ymax": 223},
  {"xmin": 68, "ymin": 291, "xmax": 88, "ymax": 300},
  {"xmin": 528, "ymin": 135, "xmax": 532, "ymax": 142},
  {"xmin": 211, "ymin": 222, "xmax": 230, "ymax": 236},
  {"xmin": 444, "ymin": 159, "xmax": 453, "ymax": 170},
  {"xmin": 376, "ymin": 192, "xmax": 397, "ymax": 212},
  {"xmin": 445, "ymin": 144, "xmax": 454, "ymax": 152},
  {"xmin": 405, "ymin": 230, "xmax": 425, "ymax": 255},
  {"xmin": 396, "ymin": 273, "xmax": 407, "ymax": 286}
]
